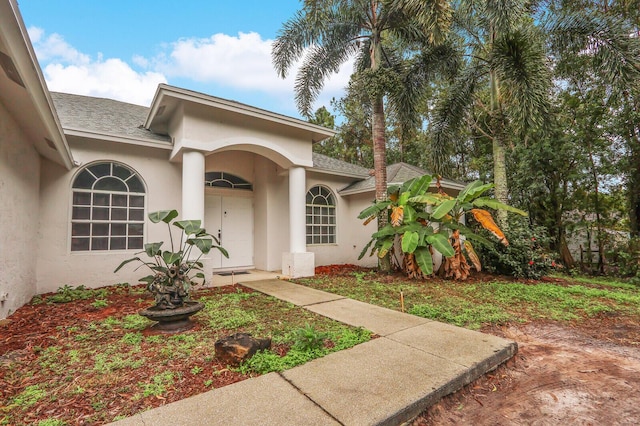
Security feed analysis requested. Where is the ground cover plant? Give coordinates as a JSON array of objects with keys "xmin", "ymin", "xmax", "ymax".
[
  {"xmin": 298, "ymin": 265, "xmax": 640, "ymax": 424},
  {"xmin": 0, "ymin": 283, "xmax": 370, "ymax": 426}
]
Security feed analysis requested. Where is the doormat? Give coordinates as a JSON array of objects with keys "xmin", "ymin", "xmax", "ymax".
[{"xmin": 216, "ymin": 271, "xmax": 250, "ymax": 276}]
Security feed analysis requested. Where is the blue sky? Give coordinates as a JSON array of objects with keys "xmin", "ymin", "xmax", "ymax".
[{"xmin": 19, "ymin": 1, "xmax": 352, "ymax": 118}]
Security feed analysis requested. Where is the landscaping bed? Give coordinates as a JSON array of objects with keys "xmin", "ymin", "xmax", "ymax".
[{"xmin": 0, "ymin": 283, "xmax": 370, "ymax": 426}]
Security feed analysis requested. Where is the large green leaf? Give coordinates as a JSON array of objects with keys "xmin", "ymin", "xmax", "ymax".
[
  {"xmin": 401, "ymin": 231, "xmax": 420, "ymax": 253},
  {"xmin": 372, "ymin": 224, "xmax": 398, "ymax": 238},
  {"xmin": 148, "ymin": 210, "xmax": 178, "ymax": 224},
  {"xmin": 162, "ymin": 251, "xmax": 182, "ymax": 266},
  {"xmin": 174, "ymin": 220, "xmax": 203, "ymax": 235},
  {"xmin": 403, "ymin": 204, "xmax": 417, "ymax": 224},
  {"xmin": 144, "ymin": 242, "xmax": 163, "ymax": 257},
  {"xmin": 114, "ymin": 257, "xmax": 142, "ymax": 273},
  {"xmin": 409, "ymin": 194, "xmax": 442, "ymax": 205},
  {"xmin": 407, "ymin": 174, "xmax": 433, "ymax": 196},
  {"xmin": 414, "ymin": 247, "xmax": 434, "ymax": 275},
  {"xmin": 187, "ymin": 237, "xmax": 213, "ymax": 254},
  {"xmin": 398, "ymin": 191, "xmax": 411, "ymax": 206},
  {"xmin": 472, "ymin": 198, "xmax": 528, "ymax": 216},
  {"xmin": 215, "ymin": 245, "xmax": 229, "ymax": 258},
  {"xmin": 378, "ymin": 238, "xmax": 395, "ymax": 258},
  {"xmin": 458, "ymin": 181, "xmax": 493, "ymax": 203},
  {"xmin": 358, "ymin": 239, "xmax": 375, "ymax": 260},
  {"xmin": 431, "ymin": 199, "xmax": 457, "ymax": 219},
  {"xmin": 358, "ymin": 201, "xmax": 391, "ymax": 219},
  {"xmin": 427, "ymin": 233, "xmax": 454, "ymax": 257}
]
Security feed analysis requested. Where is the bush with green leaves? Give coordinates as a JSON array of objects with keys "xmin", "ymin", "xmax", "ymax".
[
  {"xmin": 607, "ymin": 237, "xmax": 640, "ymax": 283},
  {"xmin": 476, "ymin": 217, "xmax": 554, "ymax": 279}
]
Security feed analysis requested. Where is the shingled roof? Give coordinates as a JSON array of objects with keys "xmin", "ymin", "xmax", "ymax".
[
  {"xmin": 50, "ymin": 92, "xmax": 170, "ymax": 143},
  {"xmin": 339, "ymin": 162, "xmax": 466, "ymax": 194},
  {"xmin": 311, "ymin": 152, "xmax": 370, "ymax": 178}
]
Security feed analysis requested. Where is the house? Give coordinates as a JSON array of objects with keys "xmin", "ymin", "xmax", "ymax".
[{"xmin": 0, "ymin": 0, "xmax": 463, "ymax": 319}]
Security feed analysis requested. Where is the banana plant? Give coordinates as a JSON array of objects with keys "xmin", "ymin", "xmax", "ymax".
[
  {"xmin": 359, "ymin": 175, "xmax": 526, "ymax": 280},
  {"xmin": 114, "ymin": 209, "xmax": 228, "ymax": 308}
]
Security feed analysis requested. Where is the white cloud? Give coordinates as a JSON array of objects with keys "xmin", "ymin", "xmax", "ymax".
[
  {"xmin": 27, "ymin": 27, "xmax": 351, "ymax": 113},
  {"xmin": 28, "ymin": 27, "xmax": 165, "ymax": 106},
  {"xmin": 155, "ymin": 31, "xmax": 353, "ymax": 113}
]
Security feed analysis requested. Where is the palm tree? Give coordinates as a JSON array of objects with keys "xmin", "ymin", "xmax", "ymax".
[
  {"xmin": 430, "ymin": 0, "xmax": 551, "ymax": 227},
  {"xmin": 272, "ymin": 0, "xmax": 452, "ymax": 270}
]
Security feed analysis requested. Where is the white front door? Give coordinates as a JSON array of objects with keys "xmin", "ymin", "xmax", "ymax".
[{"xmin": 205, "ymin": 195, "xmax": 254, "ymax": 269}]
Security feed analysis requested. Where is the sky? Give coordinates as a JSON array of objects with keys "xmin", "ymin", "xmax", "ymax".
[{"xmin": 18, "ymin": 0, "xmax": 353, "ymax": 119}]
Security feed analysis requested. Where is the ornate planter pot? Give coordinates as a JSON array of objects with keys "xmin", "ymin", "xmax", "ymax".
[{"xmin": 139, "ymin": 301, "xmax": 204, "ymax": 332}]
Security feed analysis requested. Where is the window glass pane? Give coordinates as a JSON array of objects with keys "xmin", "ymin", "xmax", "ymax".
[
  {"xmin": 72, "ymin": 223, "xmax": 90, "ymax": 236},
  {"xmin": 130, "ymin": 195, "xmax": 144, "ymax": 207},
  {"xmin": 93, "ymin": 207, "xmax": 109, "ymax": 220},
  {"xmin": 73, "ymin": 192, "xmax": 91, "ymax": 205},
  {"xmin": 306, "ymin": 193, "xmax": 314, "ymax": 204},
  {"xmin": 127, "ymin": 175, "xmax": 145, "ymax": 193},
  {"xmin": 307, "ymin": 236, "xmax": 312, "ymax": 244},
  {"xmin": 129, "ymin": 209, "xmax": 144, "ymax": 221},
  {"xmin": 92, "ymin": 223, "xmax": 109, "ymax": 236},
  {"xmin": 90, "ymin": 163, "xmax": 111, "ymax": 178},
  {"xmin": 91, "ymin": 237, "xmax": 109, "ymax": 250},
  {"xmin": 73, "ymin": 170, "xmax": 95, "ymax": 189},
  {"xmin": 71, "ymin": 238, "xmax": 90, "ymax": 251},
  {"xmin": 93, "ymin": 193, "xmax": 110, "ymax": 206},
  {"xmin": 95, "ymin": 177, "xmax": 127, "ymax": 192},
  {"xmin": 110, "ymin": 237, "xmax": 126, "ymax": 250},
  {"xmin": 128, "ymin": 237, "xmax": 143, "ymax": 249},
  {"xmin": 112, "ymin": 223, "xmax": 126, "ymax": 236},
  {"xmin": 128, "ymin": 223, "xmax": 144, "ymax": 236},
  {"xmin": 329, "ymin": 235, "xmax": 336, "ymax": 244},
  {"xmin": 111, "ymin": 208, "xmax": 127, "ymax": 221},
  {"xmin": 112, "ymin": 164, "xmax": 132, "ymax": 180},
  {"xmin": 73, "ymin": 207, "xmax": 90, "ymax": 220},
  {"xmin": 112, "ymin": 194, "xmax": 127, "ymax": 207}
]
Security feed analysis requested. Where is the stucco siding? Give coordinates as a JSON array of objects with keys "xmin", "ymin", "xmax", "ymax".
[
  {"xmin": 0, "ymin": 100, "xmax": 41, "ymax": 318},
  {"xmin": 36, "ymin": 137, "xmax": 182, "ymax": 293},
  {"xmin": 305, "ymin": 173, "xmax": 377, "ymax": 268}
]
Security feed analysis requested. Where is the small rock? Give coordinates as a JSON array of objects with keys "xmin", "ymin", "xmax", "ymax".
[{"xmin": 214, "ymin": 333, "xmax": 271, "ymax": 366}]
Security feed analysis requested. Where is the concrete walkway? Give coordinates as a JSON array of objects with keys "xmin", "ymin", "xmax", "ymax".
[{"xmin": 111, "ymin": 279, "xmax": 517, "ymax": 426}]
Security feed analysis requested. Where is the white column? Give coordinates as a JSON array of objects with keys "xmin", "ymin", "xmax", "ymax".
[
  {"xmin": 289, "ymin": 166, "xmax": 306, "ymax": 253},
  {"xmin": 181, "ymin": 150, "xmax": 205, "ymax": 224},
  {"xmin": 283, "ymin": 166, "xmax": 314, "ymax": 278}
]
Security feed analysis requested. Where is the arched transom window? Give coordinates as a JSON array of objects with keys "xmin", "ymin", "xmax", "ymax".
[
  {"xmin": 205, "ymin": 172, "xmax": 253, "ymax": 190},
  {"xmin": 306, "ymin": 186, "xmax": 336, "ymax": 245},
  {"xmin": 71, "ymin": 162, "xmax": 145, "ymax": 251}
]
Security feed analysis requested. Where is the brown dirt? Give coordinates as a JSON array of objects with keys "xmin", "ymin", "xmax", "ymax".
[{"xmin": 414, "ymin": 320, "xmax": 640, "ymax": 425}]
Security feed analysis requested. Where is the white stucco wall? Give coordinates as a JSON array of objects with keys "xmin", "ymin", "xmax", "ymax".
[
  {"xmin": 36, "ymin": 137, "xmax": 182, "ymax": 293},
  {"xmin": 305, "ymin": 173, "xmax": 378, "ymax": 268},
  {"xmin": 0, "ymin": 101, "xmax": 41, "ymax": 318}
]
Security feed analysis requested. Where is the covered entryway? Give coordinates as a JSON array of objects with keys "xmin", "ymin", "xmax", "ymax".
[{"xmin": 205, "ymin": 195, "xmax": 254, "ymax": 270}]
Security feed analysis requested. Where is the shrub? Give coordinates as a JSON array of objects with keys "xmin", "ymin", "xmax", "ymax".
[
  {"xmin": 476, "ymin": 217, "xmax": 554, "ymax": 279},
  {"xmin": 607, "ymin": 237, "xmax": 640, "ymax": 283}
]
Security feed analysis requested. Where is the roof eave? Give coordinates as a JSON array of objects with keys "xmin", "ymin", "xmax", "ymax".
[
  {"xmin": 146, "ymin": 84, "xmax": 336, "ymax": 141},
  {"xmin": 1, "ymin": 0, "xmax": 74, "ymax": 170}
]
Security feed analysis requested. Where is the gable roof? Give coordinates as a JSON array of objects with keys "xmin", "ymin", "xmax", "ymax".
[
  {"xmin": 311, "ymin": 152, "xmax": 370, "ymax": 178},
  {"xmin": 339, "ymin": 162, "xmax": 466, "ymax": 195},
  {"xmin": 51, "ymin": 92, "xmax": 171, "ymax": 147}
]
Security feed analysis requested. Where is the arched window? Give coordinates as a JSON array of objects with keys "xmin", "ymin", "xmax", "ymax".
[
  {"xmin": 71, "ymin": 162, "xmax": 145, "ymax": 251},
  {"xmin": 306, "ymin": 186, "xmax": 336, "ymax": 245},
  {"xmin": 205, "ymin": 172, "xmax": 252, "ymax": 190}
]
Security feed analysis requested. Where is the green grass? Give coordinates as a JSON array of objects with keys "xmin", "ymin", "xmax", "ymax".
[{"xmin": 297, "ymin": 272, "xmax": 640, "ymax": 329}]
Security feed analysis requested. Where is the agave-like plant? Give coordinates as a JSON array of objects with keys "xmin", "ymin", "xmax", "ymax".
[
  {"xmin": 358, "ymin": 175, "xmax": 526, "ymax": 280},
  {"xmin": 114, "ymin": 210, "xmax": 228, "ymax": 309}
]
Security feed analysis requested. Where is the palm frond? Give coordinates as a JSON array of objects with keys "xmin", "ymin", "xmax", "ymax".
[{"xmin": 491, "ymin": 25, "xmax": 551, "ymax": 130}]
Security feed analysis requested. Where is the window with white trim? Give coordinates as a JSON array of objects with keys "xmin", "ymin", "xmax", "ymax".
[
  {"xmin": 205, "ymin": 172, "xmax": 253, "ymax": 190},
  {"xmin": 306, "ymin": 186, "xmax": 336, "ymax": 245},
  {"xmin": 71, "ymin": 162, "xmax": 145, "ymax": 251}
]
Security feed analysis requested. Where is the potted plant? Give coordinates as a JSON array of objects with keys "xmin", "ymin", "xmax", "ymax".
[{"xmin": 115, "ymin": 209, "xmax": 228, "ymax": 330}]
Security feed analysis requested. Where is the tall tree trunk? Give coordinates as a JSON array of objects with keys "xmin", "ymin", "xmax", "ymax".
[
  {"xmin": 489, "ymin": 28, "xmax": 509, "ymax": 228},
  {"xmin": 371, "ymin": 29, "xmax": 390, "ymax": 271}
]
